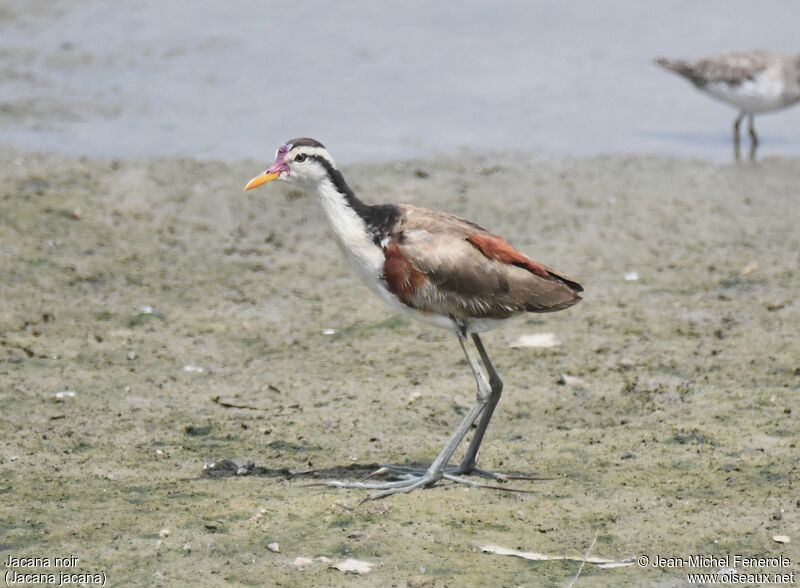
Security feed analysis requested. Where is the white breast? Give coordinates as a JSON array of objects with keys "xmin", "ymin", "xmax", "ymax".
[{"xmin": 704, "ymin": 68, "xmax": 799, "ymax": 113}]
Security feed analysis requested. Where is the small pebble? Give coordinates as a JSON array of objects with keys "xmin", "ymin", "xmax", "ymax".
[
  {"xmin": 293, "ymin": 556, "xmax": 313, "ymax": 567},
  {"xmin": 557, "ymin": 373, "xmax": 587, "ymax": 387},
  {"xmin": 509, "ymin": 333, "xmax": 560, "ymax": 349},
  {"xmin": 159, "ymin": 528, "xmax": 171, "ymax": 538},
  {"xmin": 182, "ymin": 544, "xmax": 191, "ymax": 552},
  {"xmin": 772, "ymin": 534, "xmax": 791, "ymax": 544},
  {"xmin": 267, "ymin": 542, "xmax": 280, "ymax": 553}
]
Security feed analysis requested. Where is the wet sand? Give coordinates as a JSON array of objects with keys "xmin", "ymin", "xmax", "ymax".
[{"xmin": 1, "ymin": 151, "xmax": 798, "ymax": 585}]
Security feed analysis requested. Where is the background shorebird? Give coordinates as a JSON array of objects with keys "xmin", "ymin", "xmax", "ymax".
[
  {"xmin": 244, "ymin": 138, "xmax": 582, "ymax": 499},
  {"xmin": 655, "ymin": 50, "xmax": 800, "ymax": 161}
]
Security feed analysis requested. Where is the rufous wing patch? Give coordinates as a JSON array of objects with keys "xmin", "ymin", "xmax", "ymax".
[
  {"xmin": 466, "ymin": 233, "xmax": 551, "ymax": 278},
  {"xmin": 466, "ymin": 233, "xmax": 583, "ymax": 293},
  {"xmin": 383, "ymin": 241, "xmax": 427, "ymax": 305}
]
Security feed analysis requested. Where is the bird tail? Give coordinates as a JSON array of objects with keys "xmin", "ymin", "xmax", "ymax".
[{"xmin": 654, "ymin": 57, "xmax": 694, "ymax": 78}]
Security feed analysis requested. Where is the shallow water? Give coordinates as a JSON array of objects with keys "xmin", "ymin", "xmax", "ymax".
[{"xmin": 1, "ymin": 0, "xmax": 799, "ymax": 163}]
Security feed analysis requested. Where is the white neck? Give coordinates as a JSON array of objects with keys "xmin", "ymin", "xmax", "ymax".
[{"xmin": 314, "ymin": 179, "xmax": 385, "ymax": 286}]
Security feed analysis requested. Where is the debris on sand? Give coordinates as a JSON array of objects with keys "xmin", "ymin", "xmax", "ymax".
[
  {"xmin": 739, "ymin": 261, "xmax": 758, "ymax": 276},
  {"xmin": 481, "ymin": 544, "xmax": 634, "ymax": 569},
  {"xmin": 624, "ymin": 271, "xmax": 639, "ymax": 282},
  {"xmin": 212, "ymin": 395, "xmax": 268, "ymax": 410},
  {"xmin": 509, "ymin": 333, "xmax": 560, "ymax": 349},
  {"xmin": 332, "ymin": 558, "xmax": 375, "ymax": 574},
  {"xmin": 407, "ymin": 391, "xmax": 423, "ymax": 403},
  {"xmin": 53, "ymin": 390, "xmax": 76, "ymax": 401},
  {"xmin": 772, "ymin": 535, "xmax": 791, "ymax": 544}
]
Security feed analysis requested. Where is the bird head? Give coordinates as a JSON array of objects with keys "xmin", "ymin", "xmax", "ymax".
[{"xmin": 244, "ymin": 138, "xmax": 336, "ymax": 191}]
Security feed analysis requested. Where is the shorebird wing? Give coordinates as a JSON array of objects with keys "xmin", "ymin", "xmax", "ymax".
[
  {"xmin": 656, "ymin": 51, "xmax": 776, "ymax": 87},
  {"xmin": 382, "ymin": 205, "xmax": 582, "ymax": 318}
]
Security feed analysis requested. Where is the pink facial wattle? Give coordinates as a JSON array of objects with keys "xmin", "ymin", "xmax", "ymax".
[{"xmin": 267, "ymin": 143, "xmax": 292, "ymax": 176}]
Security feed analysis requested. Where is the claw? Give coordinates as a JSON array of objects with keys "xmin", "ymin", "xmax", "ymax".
[{"xmin": 359, "ymin": 466, "xmax": 390, "ymax": 482}]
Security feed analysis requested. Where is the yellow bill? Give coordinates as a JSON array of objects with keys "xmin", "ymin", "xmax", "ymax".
[{"xmin": 243, "ymin": 171, "xmax": 280, "ymax": 191}]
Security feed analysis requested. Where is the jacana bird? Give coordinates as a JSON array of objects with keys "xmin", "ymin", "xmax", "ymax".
[
  {"xmin": 244, "ymin": 138, "xmax": 583, "ymax": 499},
  {"xmin": 655, "ymin": 50, "xmax": 800, "ymax": 161}
]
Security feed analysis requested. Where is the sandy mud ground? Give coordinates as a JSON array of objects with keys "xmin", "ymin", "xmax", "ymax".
[{"xmin": 1, "ymin": 151, "xmax": 798, "ymax": 586}]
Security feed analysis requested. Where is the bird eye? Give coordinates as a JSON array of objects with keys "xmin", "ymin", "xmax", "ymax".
[{"xmin": 294, "ymin": 154, "xmax": 307, "ymax": 163}]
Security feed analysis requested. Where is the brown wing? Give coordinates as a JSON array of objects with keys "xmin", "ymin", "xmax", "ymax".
[{"xmin": 382, "ymin": 205, "xmax": 582, "ymax": 320}]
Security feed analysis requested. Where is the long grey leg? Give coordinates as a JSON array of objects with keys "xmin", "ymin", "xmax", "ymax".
[
  {"xmin": 457, "ymin": 334, "xmax": 503, "ymax": 473},
  {"xmin": 325, "ymin": 332, "xmax": 491, "ymax": 499},
  {"xmin": 747, "ymin": 113, "xmax": 758, "ymax": 161},
  {"xmin": 417, "ymin": 333, "xmax": 493, "ymax": 474},
  {"xmin": 733, "ymin": 112, "xmax": 745, "ymax": 161}
]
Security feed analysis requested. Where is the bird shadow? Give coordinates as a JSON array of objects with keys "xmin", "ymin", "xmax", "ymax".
[
  {"xmin": 198, "ymin": 459, "xmax": 382, "ymax": 481},
  {"xmin": 196, "ymin": 458, "xmax": 562, "ymax": 485}
]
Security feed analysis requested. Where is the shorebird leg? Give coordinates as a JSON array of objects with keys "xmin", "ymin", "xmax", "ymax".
[
  {"xmin": 747, "ymin": 113, "xmax": 759, "ymax": 161},
  {"xmin": 455, "ymin": 333, "xmax": 503, "ymax": 476},
  {"xmin": 733, "ymin": 111, "xmax": 745, "ymax": 161},
  {"xmin": 455, "ymin": 333, "xmax": 543, "ymax": 481},
  {"xmin": 362, "ymin": 333, "xmax": 539, "ymax": 483},
  {"xmin": 324, "ymin": 333, "xmax": 491, "ymax": 499}
]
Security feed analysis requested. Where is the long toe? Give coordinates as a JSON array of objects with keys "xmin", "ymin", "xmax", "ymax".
[
  {"xmin": 384, "ymin": 462, "xmax": 551, "ymax": 482},
  {"xmin": 377, "ymin": 463, "xmax": 463, "ymax": 479},
  {"xmin": 323, "ymin": 470, "xmax": 444, "ymax": 500},
  {"xmin": 366, "ymin": 474, "xmax": 440, "ymax": 500}
]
